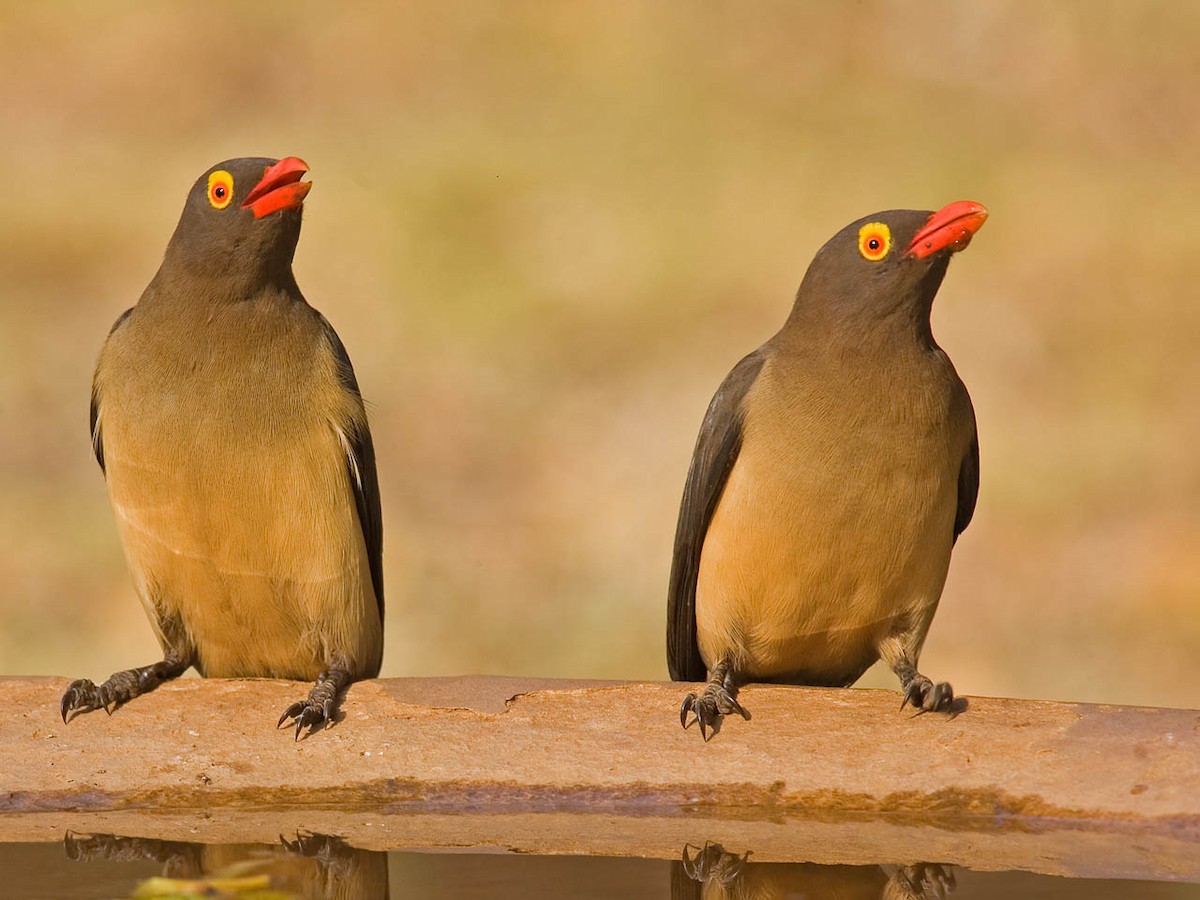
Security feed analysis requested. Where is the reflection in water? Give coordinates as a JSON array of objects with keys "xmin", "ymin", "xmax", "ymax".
[
  {"xmin": 672, "ymin": 842, "xmax": 954, "ymax": 900},
  {"xmin": 15, "ymin": 835, "xmax": 1194, "ymax": 899},
  {"xmin": 63, "ymin": 832, "xmax": 388, "ymax": 900}
]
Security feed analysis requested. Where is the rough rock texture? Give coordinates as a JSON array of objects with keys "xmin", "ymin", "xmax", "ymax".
[{"xmin": 1, "ymin": 676, "xmax": 1198, "ymax": 880}]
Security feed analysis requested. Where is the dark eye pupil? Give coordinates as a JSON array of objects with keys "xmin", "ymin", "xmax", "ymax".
[
  {"xmin": 868, "ymin": 238, "xmax": 880, "ymax": 250},
  {"xmin": 214, "ymin": 186, "xmax": 226, "ymax": 199}
]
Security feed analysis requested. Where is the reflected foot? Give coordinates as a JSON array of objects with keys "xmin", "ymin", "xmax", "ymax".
[
  {"xmin": 680, "ymin": 842, "xmax": 750, "ymax": 885},
  {"xmin": 885, "ymin": 863, "xmax": 956, "ymax": 900},
  {"xmin": 63, "ymin": 832, "xmax": 202, "ymax": 874},
  {"xmin": 280, "ymin": 831, "xmax": 355, "ymax": 881},
  {"xmin": 278, "ymin": 667, "xmax": 352, "ymax": 740}
]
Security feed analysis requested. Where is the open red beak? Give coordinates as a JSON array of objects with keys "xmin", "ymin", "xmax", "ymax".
[
  {"xmin": 905, "ymin": 200, "xmax": 988, "ymax": 259},
  {"xmin": 241, "ymin": 157, "xmax": 311, "ymax": 219}
]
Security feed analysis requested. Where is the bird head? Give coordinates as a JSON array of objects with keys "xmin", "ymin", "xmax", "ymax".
[
  {"xmin": 162, "ymin": 156, "xmax": 312, "ymax": 289},
  {"xmin": 792, "ymin": 201, "xmax": 988, "ymax": 331}
]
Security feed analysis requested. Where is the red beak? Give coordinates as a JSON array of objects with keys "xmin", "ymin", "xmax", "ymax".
[
  {"xmin": 905, "ymin": 200, "xmax": 988, "ymax": 259},
  {"xmin": 241, "ymin": 157, "xmax": 311, "ymax": 219}
]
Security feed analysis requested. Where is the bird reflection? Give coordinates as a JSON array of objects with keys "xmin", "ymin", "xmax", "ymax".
[
  {"xmin": 63, "ymin": 831, "xmax": 388, "ymax": 900},
  {"xmin": 672, "ymin": 842, "xmax": 954, "ymax": 900}
]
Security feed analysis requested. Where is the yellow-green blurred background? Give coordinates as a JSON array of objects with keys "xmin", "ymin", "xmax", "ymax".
[{"xmin": 2, "ymin": 2, "xmax": 1198, "ymax": 708}]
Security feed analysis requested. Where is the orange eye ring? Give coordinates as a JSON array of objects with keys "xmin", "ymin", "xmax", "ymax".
[
  {"xmin": 207, "ymin": 170, "xmax": 234, "ymax": 209},
  {"xmin": 857, "ymin": 222, "xmax": 891, "ymax": 262}
]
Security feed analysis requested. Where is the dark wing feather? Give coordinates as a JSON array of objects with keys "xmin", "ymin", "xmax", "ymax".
[
  {"xmin": 667, "ymin": 349, "xmax": 767, "ymax": 681},
  {"xmin": 90, "ymin": 307, "xmax": 134, "ymax": 474},
  {"xmin": 318, "ymin": 317, "xmax": 385, "ymax": 623},
  {"xmin": 953, "ymin": 430, "xmax": 980, "ymax": 543}
]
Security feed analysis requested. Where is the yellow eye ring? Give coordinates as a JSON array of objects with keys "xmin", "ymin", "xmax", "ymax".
[
  {"xmin": 858, "ymin": 222, "xmax": 891, "ymax": 262},
  {"xmin": 207, "ymin": 170, "xmax": 234, "ymax": 209}
]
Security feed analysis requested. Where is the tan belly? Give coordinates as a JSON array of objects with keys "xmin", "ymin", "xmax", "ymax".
[
  {"xmin": 105, "ymin": 423, "xmax": 380, "ymax": 680},
  {"xmin": 695, "ymin": 408, "xmax": 958, "ymax": 685}
]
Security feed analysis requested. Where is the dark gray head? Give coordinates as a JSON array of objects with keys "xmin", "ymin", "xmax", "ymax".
[
  {"xmin": 790, "ymin": 201, "xmax": 988, "ymax": 332},
  {"xmin": 161, "ymin": 156, "xmax": 312, "ymax": 291}
]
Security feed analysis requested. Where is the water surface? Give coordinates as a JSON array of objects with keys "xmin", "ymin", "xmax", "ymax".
[{"xmin": 5, "ymin": 837, "xmax": 1200, "ymax": 899}]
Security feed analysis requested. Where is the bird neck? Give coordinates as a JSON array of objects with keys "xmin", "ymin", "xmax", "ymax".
[
  {"xmin": 780, "ymin": 285, "xmax": 936, "ymax": 354},
  {"xmin": 158, "ymin": 240, "xmax": 301, "ymax": 302}
]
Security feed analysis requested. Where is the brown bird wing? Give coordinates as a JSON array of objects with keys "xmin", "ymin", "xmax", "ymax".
[
  {"xmin": 318, "ymin": 317, "xmax": 385, "ymax": 621},
  {"xmin": 954, "ymin": 430, "xmax": 980, "ymax": 543},
  {"xmin": 89, "ymin": 308, "xmax": 134, "ymax": 473},
  {"xmin": 667, "ymin": 348, "xmax": 767, "ymax": 681}
]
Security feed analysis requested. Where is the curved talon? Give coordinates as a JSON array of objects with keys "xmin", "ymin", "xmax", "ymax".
[
  {"xmin": 61, "ymin": 679, "xmax": 103, "ymax": 724},
  {"xmin": 901, "ymin": 676, "xmax": 955, "ymax": 714},
  {"xmin": 277, "ymin": 701, "xmax": 306, "ymax": 729},
  {"xmin": 716, "ymin": 688, "xmax": 748, "ymax": 720},
  {"xmin": 680, "ymin": 693, "xmax": 697, "ymax": 729},
  {"xmin": 678, "ymin": 679, "xmax": 747, "ymax": 741},
  {"xmin": 297, "ymin": 705, "xmax": 324, "ymax": 740},
  {"xmin": 928, "ymin": 682, "xmax": 953, "ymax": 713}
]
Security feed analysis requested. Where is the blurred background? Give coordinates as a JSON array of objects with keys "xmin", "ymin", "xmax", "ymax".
[{"xmin": 2, "ymin": 2, "xmax": 1198, "ymax": 708}]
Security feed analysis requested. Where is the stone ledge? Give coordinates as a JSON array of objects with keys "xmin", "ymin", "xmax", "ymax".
[{"xmin": 1, "ymin": 676, "xmax": 1198, "ymax": 879}]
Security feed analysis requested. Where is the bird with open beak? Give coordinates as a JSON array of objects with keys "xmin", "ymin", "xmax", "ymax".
[
  {"xmin": 61, "ymin": 157, "xmax": 384, "ymax": 738},
  {"xmin": 668, "ymin": 201, "xmax": 987, "ymax": 739}
]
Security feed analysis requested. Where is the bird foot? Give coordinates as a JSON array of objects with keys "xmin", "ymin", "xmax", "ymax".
[
  {"xmin": 885, "ymin": 863, "xmax": 956, "ymax": 900},
  {"xmin": 680, "ymin": 842, "xmax": 750, "ymax": 885},
  {"xmin": 901, "ymin": 675, "xmax": 954, "ymax": 714},
  {"xmin": 277, "ymin": 696, "xmax": 336, "ymax": 740},
  {"xmin": 680, "ymin": 682, "xmax": 749, "ymax": 741},
  {"xmin": 277, "ymin": 668, "xmax": 350, "ymax": 740},
  {"xmin": 61, "ymin": 657, "xmax": 190, "ymax": 723},
  {"xmin": 60, "ymin": 679, "xmax": 107, "ymax": 722},
  {"xmin": 279, "ymin": 832, "xmax": 355, "ymax": 878}
]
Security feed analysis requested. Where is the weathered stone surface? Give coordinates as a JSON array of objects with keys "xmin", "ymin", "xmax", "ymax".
[{"xmin": 2, "ymin": 676, "xmax": 1198, "ymax": 879}]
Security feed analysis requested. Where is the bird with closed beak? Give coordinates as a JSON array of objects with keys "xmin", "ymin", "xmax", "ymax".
[
  {"xmin": 60, "ymin": 157, "xmax": 384, "ymax": 738},
  {"xmin": 668, "ymin": 201, "xmax": 987, "ymax": 739}
]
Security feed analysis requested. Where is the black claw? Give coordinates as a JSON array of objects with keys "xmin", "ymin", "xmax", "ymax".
[
  {"xmin": 285, "ymin": 703, "xmax": 327, "ymax": 741},
  {"xmin": 900, "ymin": 671, "xmax": 955, "ymax": 715},
  {"xmin": 680, "ymin": 693, "xmax": 696, "ymax": 729},
  {"xmin": 277, "ymin": 701, "xmax": 305, "ymax": 729},
  {"xmin": 680, "ymin": 844, "xmax": 697, "ymax": 880},
  {"xmin": 60, "ymin": 679, "xmax": 103, "ymax": 724},
  {"xmin": 678, "ymin": 678, "xmax": 747, "ymax": 741},
  {"xmin": 928, "ymin": 682, "xmax": 953, "ymax": 713},
  {"xmin": 719, "ymin": 689, "xmax": 748, "ymax": 720}
]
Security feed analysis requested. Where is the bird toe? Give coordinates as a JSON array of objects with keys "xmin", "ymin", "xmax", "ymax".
[
  {"xmin": 714, "ymin": 687, "xmax": 749, "ymax": 720},
  {"xmin": 276, "ymin": 700, "xmax": 307, "ymax": 730},
  {"xmin": 289, "ymin": 702, "xmax": 328, "ymax": 741},
  {"xmin": 60, "ymin": 679, "xmax": 103, "ymax": 723},
  {"xmin": 679, "ymin": 692, "xmax": 697, "ymax": 729},
  {"xmin": 925, "ymin": 681, "xmax": 955, "ymax": 714},
  {"xmin": 901, "ymin": 675, "xmax": 955, "ymax": 716}
]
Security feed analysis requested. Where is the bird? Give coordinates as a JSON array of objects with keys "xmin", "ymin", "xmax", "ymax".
[
  {"xmin": 667, "ymin": 201, "xmax": 987, "ymax": 739},
  {"xmin": 60, "ymin": 157, "xmax": 384, "ymax": 738}
]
